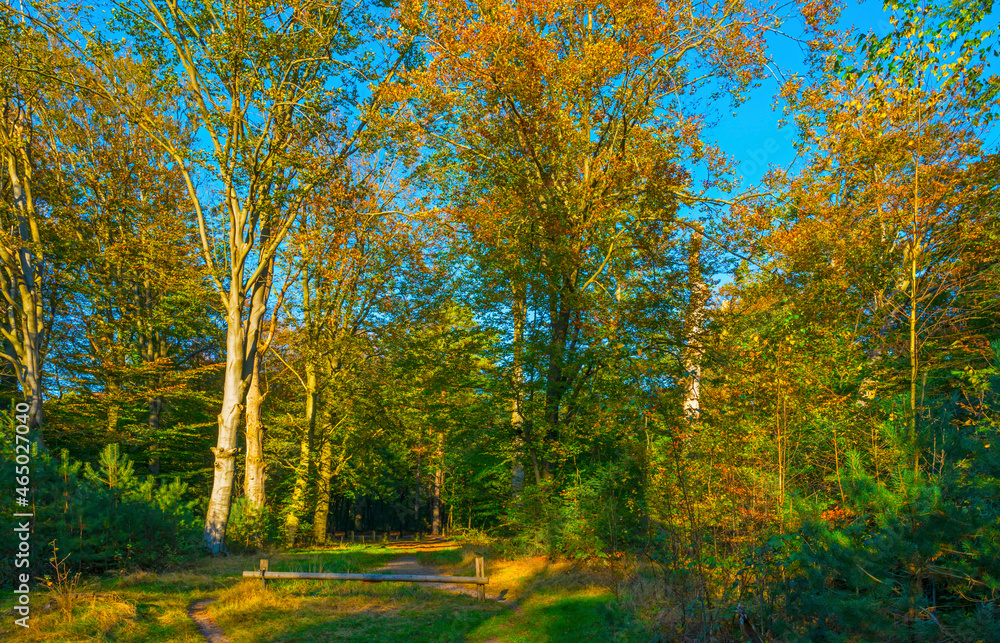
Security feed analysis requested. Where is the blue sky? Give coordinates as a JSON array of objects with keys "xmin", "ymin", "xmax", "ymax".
[{"xmin": 710, "ymin": 1, "xmax": 893, "ymax": 190}]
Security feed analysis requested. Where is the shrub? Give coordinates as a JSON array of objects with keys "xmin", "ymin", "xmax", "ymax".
[
  {"xmin": 763, "ymin": 398, "xmax": 1000, "ymax": 641},
  {"xmin": 226, "ymin": 497, "xmax": 280, "ymax": 551},
  {"xmin": 0, "ymin": 441, "xmax": 201, "ymax": 586}
]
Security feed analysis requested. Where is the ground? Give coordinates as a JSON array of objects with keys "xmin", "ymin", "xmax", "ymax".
[{"xmin": 1, "ymin": 538, "xmax": 651, "ymax": 642}]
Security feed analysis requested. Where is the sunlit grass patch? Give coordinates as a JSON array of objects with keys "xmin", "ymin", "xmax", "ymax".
[
  {"xmin": 468, "ymin": 588, "xmax": 618, "ymax": 643},
  {"xmin": 0, "ymin": 588, "xmax": 199, "ymax": 643}
]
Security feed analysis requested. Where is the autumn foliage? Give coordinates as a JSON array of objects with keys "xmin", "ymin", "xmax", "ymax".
[{"xmin": 1, "ymin": 0, "xmax": 999, "ymax": 639}]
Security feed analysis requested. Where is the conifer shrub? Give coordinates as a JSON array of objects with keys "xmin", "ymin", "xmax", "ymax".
[
  {"xmin": 0, "ymin": 442, "xmax": 201, "ymax": 586},
  {"xmin": 759, "ymin": 394, "xmax": 1000, "ymax": 641}
]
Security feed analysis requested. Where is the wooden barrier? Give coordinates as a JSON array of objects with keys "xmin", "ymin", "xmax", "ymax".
[
  {"xmin": 245, "ymin": 558, "xmax": 489, "ymax": 602},
  {"xmin": 475, "ymin": 556, "xmax": 485, "ymax": 602},
  {"xmin": 330, "ymin": 531, "xmax": 418, "ymax": 543}
]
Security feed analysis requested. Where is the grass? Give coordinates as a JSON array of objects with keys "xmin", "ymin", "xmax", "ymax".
[{"xmin": 0, "ymin": 541, "xmax": 651, "ymax": 642}]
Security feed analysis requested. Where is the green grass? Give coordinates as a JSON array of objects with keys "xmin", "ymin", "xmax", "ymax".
[
  {"xmin": 469, "ymin": 589, "xmax": 617, "ymax": 643},
  {"xmin": 0, "ymin": 542, "xmax": 651, "ymax": 642}
]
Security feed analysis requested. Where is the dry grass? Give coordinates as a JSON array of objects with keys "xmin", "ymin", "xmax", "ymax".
[
  {"xmin": 86, "ymin": 592, "xmax": 139, "ymax": 638},
  {"xmin": 1, "ymin": 591, "xmax": 141, "ymax": 642}
]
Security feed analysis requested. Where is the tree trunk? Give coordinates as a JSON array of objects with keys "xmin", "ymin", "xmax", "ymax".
[
  {"xmin": 243, "ymin": 244, "xmax": 275, "ymax": 510},
  {"xmin": 1, "ymin": 129, "xmax": 47, "ymax": 453},
  {"xmin": 284, "ymin": 361, "xmax": 317, "ymax": 546},
  {"xmin": 683, "ymin": 224, "xmax": 707, "ymax": 423},
  {"xmin": 313, "ymin": 432, "xmax": 333, "ymax": 544},
  {"xmin": 909, "ymin": 152, "xmax": 921, "ymax": 477},
  {"xmin": 203, "ymin": 243, "xmax": 273, "ymax": 554},
  {"xmin": 432, "ymin": 431, "xmax": 444, "ymax": 536},
  {"xmin": 203, "ymin": 298, "xmax": 254, "ymax": 553},
  {"xmin": 414, "ymin": 431, "xmax": 421, "ymax": 530},
  {"xmin": 244, "ymin": 352, "xmax": 266, "ymax": 509},
  {"xmin": 542, "ymin": 289, "xmax": 572, "ymax": 479},
  {"xmin": 510, "ymin": 281, "xmax": 528, "ymax": 491}
]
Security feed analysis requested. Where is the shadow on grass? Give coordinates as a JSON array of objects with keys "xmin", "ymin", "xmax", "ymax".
[{"xmin": 267, "ymin": 596, "xmax": 499, "ymax": 642}]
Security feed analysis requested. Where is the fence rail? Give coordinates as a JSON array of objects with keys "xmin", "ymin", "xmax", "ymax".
[
  {"xmin": 242, "ymin": 571, "xmax": 488, "ymax": 584},
  {"xmin": 244, "ymin": 557, "xmax": 489, "ymax": 601}
]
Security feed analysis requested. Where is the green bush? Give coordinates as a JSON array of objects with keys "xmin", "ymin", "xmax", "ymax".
[
  {"xmin": 502, "ymin": 458, "xmax": 646, "ymax": 559},
  {"xmin": 761, "ymin": 396, "xmax": 1000, "ymax": 641},
  {"xmin": 0, "ymin": 441, "xmax": 201, "ymax": 586},
  {"xmin": 226, "ymin": 496, "xmax": 280, "ymax": 551}
]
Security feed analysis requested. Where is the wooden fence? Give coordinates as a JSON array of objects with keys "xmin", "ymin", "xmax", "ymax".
[
  {"xmin": 324, "ymin": 530, "xmax": 440, "ymax": 544},
  {"xmin": 244, "ymin": 557, "xmax": 489, "ymax": 602}
]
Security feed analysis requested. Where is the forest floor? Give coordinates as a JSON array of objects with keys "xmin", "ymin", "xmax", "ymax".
[{"xmin": 1, "ymin": 538, "xmax": 650, "ymax": 642}]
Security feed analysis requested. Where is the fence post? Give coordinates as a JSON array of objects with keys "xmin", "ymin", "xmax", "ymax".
[
  {"xmin": 475, "ymin": 556, "xmax": 485, "ymax": 602},
  {"xmin": 260, "ymin": 558, "xmax": 269, "ymax": 592}
]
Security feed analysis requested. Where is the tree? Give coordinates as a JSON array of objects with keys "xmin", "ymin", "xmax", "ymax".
[
  {"xmin": 271, "ymin": 152, "xmax": 430, "ymax": 544},
  {"xmin": 757, "ymin": 5, "xmax": 999, "ymax": 476},
  {"xmin": 46, "ymin": 72, "xmax": 218, "ymax": 469},
  {"xmin": 86, "ymin": 0, "xmax": 375, "ymax": 553},
  {"xmin": 397, "ymin": 0, "xmax": 808, "ymax": 485},
  {"xmin": 0, "ymin": 8, "xmax": 67, "ymax": 451}
]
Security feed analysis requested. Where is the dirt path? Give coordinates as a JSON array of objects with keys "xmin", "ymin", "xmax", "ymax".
[
  {"xmin": 373, "ymin": 555, "xmax": 484, "ymax": 599},
  {"xmin": 188, "ymin": 598, "xmax": 230, "ymax": 643}
]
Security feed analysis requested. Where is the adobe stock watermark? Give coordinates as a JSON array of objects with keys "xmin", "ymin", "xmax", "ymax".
[
  {"xmin": 737, "ymin": 14, "xmax": 896, "ymax": 183},
  {"xmin": 741, "ymin": 130, "xmax": 804, "ymax": 182},
  {"xmin": 11, "ymin": 402, "xmax": 34, "ymax": 629}
]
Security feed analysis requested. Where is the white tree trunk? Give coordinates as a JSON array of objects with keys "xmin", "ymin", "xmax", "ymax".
[
  {"xmin": 203, "ymin": 304, "xmax": 249, "ymax": 554},
  {"xmin": 203, "ymin": 250, "xmax": 273, "ymax": 553},
  {"xmin": 683, "ymin": 225, "xmax": 707, "ymax": 423},
  {"xmin": 244, "ymin": 352, "xmax": 266, "ymax": 509}
]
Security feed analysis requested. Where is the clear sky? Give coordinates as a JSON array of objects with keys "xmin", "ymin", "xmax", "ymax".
[{"xmin": 709, "ymin": 1, "xmax": 893, "ymax": 191}]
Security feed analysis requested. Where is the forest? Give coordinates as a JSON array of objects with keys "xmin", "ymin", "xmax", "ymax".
[{"xmin": 1, "ymin": 0, "xmax": 999, "ymax": 640}]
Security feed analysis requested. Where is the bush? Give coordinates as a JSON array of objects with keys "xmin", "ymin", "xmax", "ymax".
[
  {"xmin": 502, "ymin": 458, "xmax": 646, "ymax": 560},
  {"xmin": 226, "ymin": 497, "xmax": 280, "ymax": 551},
  {"xmin": 0, "ymin": 441, "xmax": 201, "ymax": 586},
  {"xmin": 760, "ymin": 398, "xmax": 1000, "ymax": 641}
]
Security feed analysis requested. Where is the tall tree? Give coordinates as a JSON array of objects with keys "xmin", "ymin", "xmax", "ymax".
[
  {"xmin": 86, "ymin": 0, "xmax": 374, "ymax": 552},
  {"xmin": 48, "ymin": 75, "xmax": 217, "ymax": 464},
  {"xmin": 0, "ymin": 8, "xmax": 73, "ymax": 451},
  {"xmin": 398, "ymin": 0, "xmax": 811, "ymax": 481},
  {"xmin": 275, "ymin": 154, "xmax": 427, "ymax": 544}
]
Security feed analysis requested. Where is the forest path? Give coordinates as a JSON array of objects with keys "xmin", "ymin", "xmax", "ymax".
[
  {"xmin": 188, "ymin": 597, "xmax": 230, "ymax": 643},
  {"xmin": 373, "ymin": 540, "xmax": 513, "ymax": 606},
  {"xmin": 372, "ymin": 555, "xmax": 483, "ymax": 598}
]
